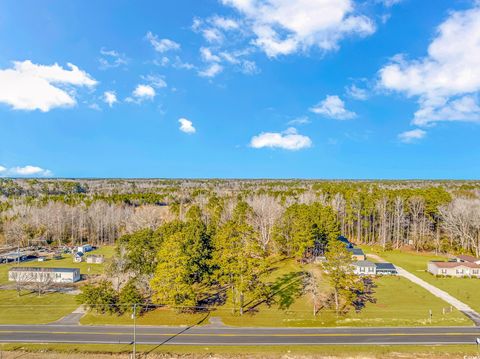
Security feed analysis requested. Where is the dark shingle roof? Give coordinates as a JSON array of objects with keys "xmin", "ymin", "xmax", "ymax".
[
  {"xmin": 354, "ymin": 260, "xmax": 375, "ymax": 267},
  {"xmin": 348, "ymin": 248, "xmax": 365, "ymax": 256},
  {"xmin": 375, "ymin": 263, "xmax": 396, "ymax": 271}
]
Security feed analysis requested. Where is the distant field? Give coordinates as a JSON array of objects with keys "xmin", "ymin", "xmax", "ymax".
[
  {"xmin": 0, "ymin": 290, "xmax": 78, "ymax": 324},
  {"xmin": 361, "ymin": 246, "xmax": 480, "ymax": 313}
]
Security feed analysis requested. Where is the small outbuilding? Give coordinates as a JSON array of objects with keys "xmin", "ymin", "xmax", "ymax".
[
  {"xmin": 86, "ymin": 255, "xmax": 104, "ymax": 264},
  {"xmin": 348, "ymin": 247, "xmax": 366, "ymax": 261},
  {"xmin": 73, "ymin": 252, "xmax": 84, "ymax": 263},
  {"xmin": 77, "ymin": 244, "xmax": 93, "ymax": 253}
]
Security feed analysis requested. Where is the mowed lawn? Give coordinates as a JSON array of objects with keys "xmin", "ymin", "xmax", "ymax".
[
  {"xmin": 362, "ymin": 246, "xmax": 480, "ymax": 313},
  {"xmin": 84, "ymin": 258, "xmax": 468, "ymax": 327},
  {"xmin": 215, "ymin": 262, "xmax": 468, "ymax": 327},
  {"xmin": 0, "ymin": 290, "xmax": 78, "ymax": 324},
  {"xmin": 0, "ymin": 246, "xmax": 115, "ymax": 324}
]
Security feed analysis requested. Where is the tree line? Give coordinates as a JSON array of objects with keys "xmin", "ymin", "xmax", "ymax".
[{"xmin": 1, "ymin": 179, "xmax": 480, "ymax": 256}]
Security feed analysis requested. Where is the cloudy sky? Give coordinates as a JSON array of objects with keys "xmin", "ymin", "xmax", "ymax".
[{"xmin": 1, "ymin": 0, "xmax": 479, "ymax": 178}]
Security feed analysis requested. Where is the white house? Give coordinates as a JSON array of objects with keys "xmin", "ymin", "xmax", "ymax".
[
  {"xmin": 353, "ymin": 260, "xmax": 376, "ymax": 275},
  {"xmin": 353, "ymin": 261, "xmax": 397, "ymax": 276},
  {"xmin": 8, "ymin": 267, "xmax": 81, "ymax": 283},
  {"xmin": 428, "ymin": 261, "xmax": 480, "ymax": 278}
]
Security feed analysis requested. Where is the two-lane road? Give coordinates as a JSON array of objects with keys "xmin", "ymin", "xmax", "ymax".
[{"xmin": 0, "ymin": 325, "xmax": 479, "ymax": 345}]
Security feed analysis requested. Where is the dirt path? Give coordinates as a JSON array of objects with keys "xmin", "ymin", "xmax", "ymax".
[{"xmin": 366, "ymin": 254, "xmax": 480, "ymax": 326}]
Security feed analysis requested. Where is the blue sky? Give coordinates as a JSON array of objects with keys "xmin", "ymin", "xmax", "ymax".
[{"xmin": 0, "ymin": 0, "xmax": 479, "ymax": 179}]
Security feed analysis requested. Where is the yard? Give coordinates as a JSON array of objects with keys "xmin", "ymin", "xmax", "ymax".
[
  {"xmin": 361, "ymin": 245, "xmax": 480, "ymax": 313},
  {"xmin": 82, "ymin": 258, "xmax": 469, "ymax": 327},
  {"xmin": 0, "ymin": 290, "xmax": 78, "ymax": 324}
]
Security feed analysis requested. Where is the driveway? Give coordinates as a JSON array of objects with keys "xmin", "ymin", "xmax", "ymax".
[{"xmin": 367, "ymin": 253, "xmax": 480, "ymax": 326}]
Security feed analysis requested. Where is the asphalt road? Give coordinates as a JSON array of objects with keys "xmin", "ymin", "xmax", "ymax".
[{"xmin": 1, "ymin": 325, "xmax": 479, "ymax": 345}]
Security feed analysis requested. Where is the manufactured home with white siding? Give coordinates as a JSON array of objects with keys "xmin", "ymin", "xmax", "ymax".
[{"xmin": 8, "ymin": 267, "xmax": 81, "ymax": 283}]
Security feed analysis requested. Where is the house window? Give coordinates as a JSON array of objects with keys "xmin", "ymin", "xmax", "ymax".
[{"xmin": 440, "ymin": 269, "xmax": 447, "ymax": 274}]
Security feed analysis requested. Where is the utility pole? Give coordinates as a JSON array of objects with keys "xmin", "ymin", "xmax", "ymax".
[{"xmin": 132, "ymin": 303, "xmax": 137, "ymax": 359}]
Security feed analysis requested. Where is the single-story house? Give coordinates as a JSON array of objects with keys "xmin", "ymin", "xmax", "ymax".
[
  {"xmin": 428, "ymin": 261, "xmax": 480, "ymax": 278},
  {"xmin": 73, "ymin": 252, "xmax": 84, "ymax": 263},
  {"xmin": 77, "ymin": 244, "xmax": 93, "ymax": 253},
  {"xmin": 8, "ymin": 267, "xmax": 81, "ymax": 283},
  {"xmin": 86, "ymin": 255, "xmax": 104, "ymax": 264},
  {"xmin": 348, "ymin": 247, "xmax": 366, "ymax": 261},
  {"xmin": 353, "ymin": 261, "xmax": 397, "ymax": 276},
  {"xmin": 353, "ymin": 260, "xmax": 376, "ymax": 275},
  {"xmin": 455, "ymin": 255, "xmax": 480, "ymax": 265},
  {"xmin": 375, "ymin": 262, "xmax": 397, "ymax": 275}
]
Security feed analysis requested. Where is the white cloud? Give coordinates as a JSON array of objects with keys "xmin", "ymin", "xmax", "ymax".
[
  {"xmin": 200, "ymin": 47, "xmax": 222, "ymax": 62},
  {"xmin": 287, "ymin": 116, "xmax": 310, "ymax": 125},
  {"xmin": 142, "ymin": 74, "xmax": 167, "ymax": 88},
  {"xmin": 203, "ymin": 28, "xmax": 224, "ymax": 43},
  {"xmin": 146, "ymin": 32, "xmax": 180, "ymax": 53},
  {"xmin": 398, "ymin": 129, "xmax": 426, "ymax": 143},
  {"xmin": 103, "ymin": 91, "xmax": 118, "ymax": 107},
  {"xmin": 198, "ymin": 63, "xmax": 223, "ymax": 78},
  {"xmin": 310, "ymin": 95, "xmax": 356, "ymax": 120},
  {"xmin": 220, "ymin": 0, "xmax": 375, "ymax": 57},
  {"xmin": 0, "ymin": 165, "xmax": 53, "ymax": 177},
  {"xmin": 99, "ymin": 48, "xmax": 128, "ymax": 69},
  {"xmin": 179, "ymin": 118, "xmax": 196, "ymax": 134},
  {"xmin": 250, "ymin": 127, "xmax": 312, "ymax": 150},
  {"xmin": 132, "ymin": 84, "xmax": 156, "ymax": 100},
  {"xmin": 0, "ymin": 60, "xmax": 97, "ymax": 112},
  {"xmin": 211, "ymin": 16, "xmax": 240, "ymax": 31},
  {"xmin": 379, "ymin": 5, "xmax": 480, "ymax": 126},
  {"xmin": 346, "ymin": 84, "xmax": 368, "ymax": 100}
]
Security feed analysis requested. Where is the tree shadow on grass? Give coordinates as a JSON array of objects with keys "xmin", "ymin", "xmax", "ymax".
[
  {"xmin": 243, "ymin": 271, "xmax": 307, "ymax": 314},
  {"xmin": 352, "ymin": 277, "xmax": 377, "ymax": 312}
]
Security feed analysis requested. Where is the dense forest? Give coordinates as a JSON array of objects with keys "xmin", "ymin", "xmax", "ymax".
[{"xmin": 1, "ymin": 178, "xmax": 480, "ymax": 256}]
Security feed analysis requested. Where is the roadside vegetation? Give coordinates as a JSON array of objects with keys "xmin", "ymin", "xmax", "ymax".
[{"xmin": 1, "ymin": 343, "xmax": 479, "ymax": 358}]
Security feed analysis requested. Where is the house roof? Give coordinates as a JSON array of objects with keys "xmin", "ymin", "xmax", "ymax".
[
  {"xmin": 430, "ymin": 261, "xmax": 480, "ymax": 269},
  {"xmin": 9, "ymin": 267, "xmax": 80, "ymax": 273},
  {"xmin": 354, "ymin": 260, "xmax": 376, "ymax": 267},
  {"xmin": 348, "ymin": 248, "xmax": 365, "ymax": 256},
  {"xmin": 456, "ymin": 254, "xmax": 479, "ymax": 263},
  {"xmin": 375, "ymin": 263, "xmax": 396, "ymax": 271}
]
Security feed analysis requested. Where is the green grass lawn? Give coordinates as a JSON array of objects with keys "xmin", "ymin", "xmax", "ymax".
[
  {"xmin": 82, "ymin": 257, "xmax": 469, "ymax": 327},
  {"xmin": 1, "ymin": 343, "xmax": 479, "ymax": 358},
  {"xmin": 0, "ymin": 290, "xmax": 78, "ymax": 324},
  {"xmin": 0, "ymin": 246, "xmax": 115, "ymax": 284},
  {"xmin": 361, "ymin": 245, "xmax": 480, "ymax": 313},
  {"xmin": 80, "ymin": 307, "xmax": 209, "ymax": 326}
]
